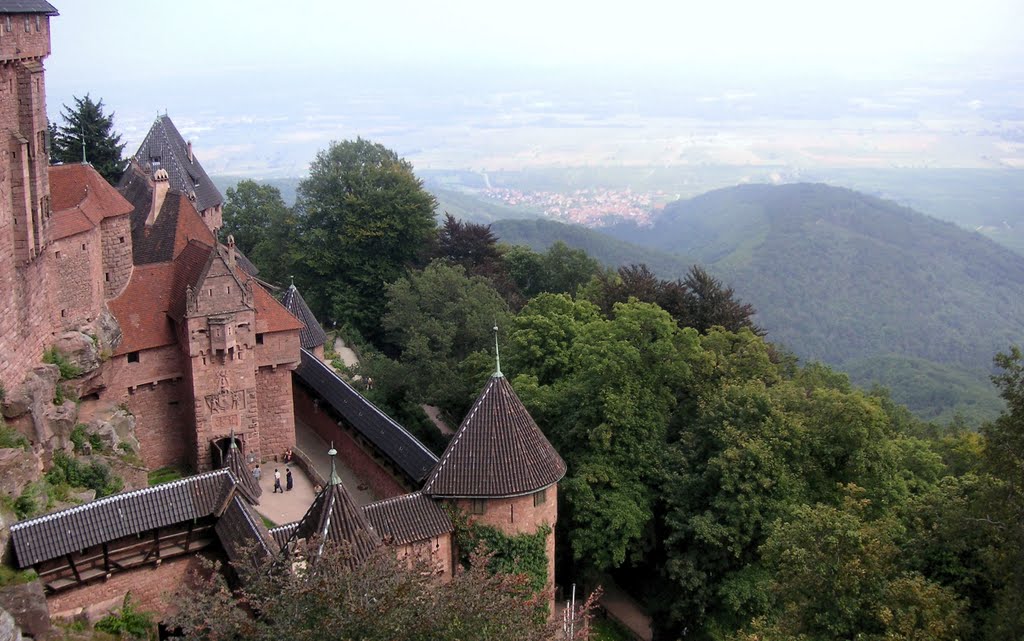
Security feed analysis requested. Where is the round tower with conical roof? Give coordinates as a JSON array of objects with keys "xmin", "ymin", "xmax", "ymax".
[{"xmin": 421, "ymin": 342, "xmax": 566, "ymax": 607}]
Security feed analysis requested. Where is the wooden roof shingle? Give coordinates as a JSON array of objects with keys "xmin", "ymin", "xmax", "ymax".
[
  {"xmin": 281, "ymin": 284, "xmax": 327, "ymax": 350},
  {"xmin": 422, "ymin": 374, "xmax": 566, "ymax": 498},
  {"xmin": 215, "ymin": 495, "xmax": 278, "ymax": 564},
  {"xmin": 362, "ymin": 492, "xmax": 452, "ymax": 546},
  {"xmin": 284, "ymin": 481, "xmax": 380, "ymax": 567}
]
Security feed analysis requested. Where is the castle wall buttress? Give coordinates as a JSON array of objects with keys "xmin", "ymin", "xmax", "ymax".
[
  {"xmin": 53, "ymin": 230, "xmax": 104, "ymax": 330},
  {"xmin": 255, "ymin": 365, "xmax": 294, "ymax": 462},
  {"xmin": 101, "ymin": 215, "xmax": 132, "ymax": 299}
]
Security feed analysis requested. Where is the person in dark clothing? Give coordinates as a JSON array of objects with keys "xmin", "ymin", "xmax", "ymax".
[
  {"xmin": 273, "ymin": 468, "xmax": 283, "ymax": 493},
  {"xmin": 285, "ymin": 467, "xmax": 294, "ymax": 491}
]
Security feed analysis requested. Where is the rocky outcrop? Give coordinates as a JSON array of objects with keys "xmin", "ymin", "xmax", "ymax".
[
  {"xmin": 0, "ymin": 450, "xmax": 41, "ymax": 503},
  {"xmin": 0, "ymin": 607, "xmax": 23, "ymax": 641},
  {"xmin": 85, "ymin": 307, "xmax": 122, "ymax": 356},
  {"xmin": 0, "ymin": 366, "xmax": 58, "ymax": 422},
  {"xmin": 51, "ymin": 332, "xmax": 99, "ymax": 377},
  {"xmin": 86, "ymin": 406, "xmax": 139, "ymax": 455},
  {"xmin": 0, "ymin": 582, "xmax": 49, "ymax": 640}
]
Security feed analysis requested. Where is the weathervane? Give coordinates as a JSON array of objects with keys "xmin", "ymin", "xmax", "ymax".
[{"xmin": 493, "ymin": 323, "xmax": 502, "ymax": 377}]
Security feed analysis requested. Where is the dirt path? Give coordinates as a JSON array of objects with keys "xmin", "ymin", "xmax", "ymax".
[
  {"xmin": 420, "ymin": 404, "xmax": 454, "ymax": 435},
  {"xmin": 333, "ymin": 337, "xmax": 359, "ymax": 368},
  {"xmin": 599, "ymin": 581, "xmax": 653, "ymax": 641}
]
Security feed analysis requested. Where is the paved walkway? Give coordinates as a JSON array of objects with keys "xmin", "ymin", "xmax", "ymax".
[
  {"xmin": 294, "ymin": 418, "xmax": 378, "ymax": 506},
  {"xmin": 421, "ymin": 404, "xmax": 454, "ymax": 435},
  {"xmin": 333, "ymin": 337, "xmax": 359, "ymax": 368},
  {"xmin": 253, "ymin": 463, "xmax": 316, "ymax": 526},
  {"xmin": 600, "ymin": 581, "xmax": 653, "ymax": 641}
]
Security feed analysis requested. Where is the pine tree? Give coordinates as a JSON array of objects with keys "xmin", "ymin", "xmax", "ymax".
[{"xmin": 50, "ymin": 94, "xmax": 127, "ymax": 184}]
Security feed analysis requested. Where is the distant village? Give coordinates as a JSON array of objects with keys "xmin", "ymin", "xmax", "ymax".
[{"xmin": 483, "ymin": 187, "xmax": 667, "ymax": 226}]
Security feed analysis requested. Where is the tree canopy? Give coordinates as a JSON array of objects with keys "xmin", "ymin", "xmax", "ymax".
[
  {"xmin": 221, "ymin": 180, "xmax": 296, "ymax": 285},
  {"xmin": 50, "ymin": 94, "xmax": 127, "ymax": 184},
  {"xmin": 294, "ymin": 138, "xmax": 437, "ymax": 341}
]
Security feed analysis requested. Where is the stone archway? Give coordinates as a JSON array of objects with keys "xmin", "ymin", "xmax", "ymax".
[{"xmin": 210, "ymin": 435, "xmax": 243, "ymax": 469}]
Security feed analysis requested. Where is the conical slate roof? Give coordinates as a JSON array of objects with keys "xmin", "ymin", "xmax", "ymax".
[
  {"xmin": 422, "ymin": 374, "xmax": 566, "ymax": 498},
  {"xmin": 222, "ymin": 439, "xmax": 262, "ymax": 505},
  {"xmin": 284, "ymin": 476, "xmax": 379, "ymax": 566},
  {"xmin": 282, "ymin": 284, "xmax": 328, "ymax": 350},
  {"xmin": 126, "ymin": 115, "xmax": 222, "ymax": 213}
]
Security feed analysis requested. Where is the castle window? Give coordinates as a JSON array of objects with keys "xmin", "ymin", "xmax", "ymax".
[
  {"xmin": 5, "ymin": 17, "xmax": 11, "ymax": 32},
  {"xmin": 105, "ymin": 272, "xmax": 110, "ymax": 282},
  {"xmin": 35, "ymin": 16, "xmax": 40, "ymax": 32},
  {"xmin": 127, "ymin": 351, "xmax": 140, "ymax": 363},
  {"xmin": 256, "ymin": 333, "xmax": 264, "ymax": 345},
  {"xmin": 81, "ymin": 243, "xmax": 86, "ymax": 251},
  {"xmin": 119, "ymin": 236, "xmax": 125, "ymax": 244},
  {"xmin": 226, "ymin": 286, "xmax": 231, "ymax": 294},
  {"xmin": 533, "ymin": 488, "xmax": 547, "ymax": 506},
  {"xmin": 60, "ymin": 309, "xmax": 66, "ymax": 318},
  {"xmin": 24, "ymin": 17, "xmax": 29, "ymax": 33},
  {"xmin": 470, "ymin": 499, "xmax": 486, "ymax": 515},
  {"xmin": 54, "ymin": 250, "xmax": 60, "ymax": 259}
]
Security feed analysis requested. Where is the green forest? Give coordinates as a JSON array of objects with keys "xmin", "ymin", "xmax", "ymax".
[{"xmin": 223, "ymin": 140, "xmax": 1024, "ymax": 641}]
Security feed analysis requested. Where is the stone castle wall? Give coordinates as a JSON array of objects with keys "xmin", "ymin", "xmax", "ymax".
[
  {"xmin": 52, "ymin": 231, "xmax": 104, "ymax": 331},
  {"xmin": 100, "ymin": 215, "xmax": 132, "ymax": 299},
  {"xmin": 255, "ymin": 365, "xmax": 295, "ymax": 461}
]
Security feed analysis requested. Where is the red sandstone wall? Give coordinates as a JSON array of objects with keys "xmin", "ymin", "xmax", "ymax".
[
  {"xmin": 0, "ymin": 251, "xmax": 55, "ymax": 391},
  {"xmin": 47, "ymin": 553, "xmax": 213, "ymax": 621},
  {"xmin": 256, "ymin": 330, "xmax": 300, "ymax": 369},
  {"xmin": 101, "ymin": 215, "xmax": 132, "ymax": 299},
  {"xmin": 396, "ymin": 533, "xmax": 453, "ymax": 581},
  {"xmin": 52, "ymin": 230, "xmax": 104, "ymax": 330},
  {"xmin": 127, "ymin": 378, "xmax": 190, "ymax": 470},
  {"xmin": 452, "ymin": 486, "xmax": 559, "ymax": 606},
  {"xmin": 293, "ymin": 384, "xmax": 407, "ymax": 498},
  {"xmin": 256, "ymin": 366, "xmax": 294, "ymax": 462},
  {"xmin": 0, "ymin": 14, "xmax": 51, "ymax": 62}
]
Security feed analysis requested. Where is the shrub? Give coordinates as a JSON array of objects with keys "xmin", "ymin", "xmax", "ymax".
[
  {"xmin": 95, "ymin": 593, "xmax": 154, "ymax": 639},
  {"xmin": 43, "ymin": 346, "xmax": 82, "ymax": 380},
  {"xmin": 46, "ymin": 452, "xmax": 124, "ymax": 497},
  {"xmin": 70, "ymin": 424, "xmax": 88, "ymax": 453},
  {"xmin": 0, "ymin": 422, "xmax": 28, "ymax": 450}
]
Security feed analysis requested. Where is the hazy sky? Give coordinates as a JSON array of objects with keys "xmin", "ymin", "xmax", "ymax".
[
  {"xmin": 49, "ymin": 0, "xmax": 1022, "ymax": 84},
  {"xmin": 40, "ymin": 0, "xmax": 1024, "ymax": 176}
]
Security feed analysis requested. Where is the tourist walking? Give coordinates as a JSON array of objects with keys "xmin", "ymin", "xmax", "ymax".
[
  {"xmin": 273, "ymin": 468, "xmax": 283, "ymax": 493},
  {"xmin": 286, "ymin": 467, "xmax": 293, "ymax": 491},
  {"xmin": 252, "ymin": 465, "xmax": 261, "ymax": 483}
]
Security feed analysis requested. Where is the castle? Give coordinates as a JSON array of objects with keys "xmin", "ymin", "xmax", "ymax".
[{"xmin": 0, "ymin": 0, "xmax": 566, "ymax": 629}]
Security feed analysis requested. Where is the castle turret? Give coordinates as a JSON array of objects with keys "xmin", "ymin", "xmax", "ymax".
[
  {"xmin": 422, "ymin": 344, "xmax": 566, "ymax": 606},
  {"xmin": 282, "ymin": 281, "xmax": 328, "ymax": 359}
]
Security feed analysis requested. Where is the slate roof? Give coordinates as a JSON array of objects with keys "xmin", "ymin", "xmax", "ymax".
[
  {"xmin": 281, "ymin": 284, "xmax": 327, "ymax": 350},
  {"xmin": 0, "ymin": 1, "xmax": 57, "ymax": 14},
  {"xmin": 119, "ymin": 163, "xmax": 217, "ymax": 266},
  {"xmin": 362, "ymin": 492, "xmax": 452, "ymax": 546},
  {"xmin": 129, "ymin": 115, "xmax": 222, "ymax": 213},
  {"xmin": 223, "ymin": 440, "xmax": 262, "ymax": 505},
  {"xmin": 9, "ymin": 469, "xmax": 235, "ymax": 568},
  {"xmin": 215, "ymin": 495, "xmax": 278, "ymax": 563},
  {"xmin": 283, "ymin": 482, "xmax": 380, "ymax": 567},
  {"xmin": 49, "ymin": 164, "xmax": 133, "ymax": 241},
  {"xmin": 422, "ymin": 374, "xmax": 566, "ymax": 498},
  {"xmin": 294, "ymin": 349, "xmax": 438, "ymax": 483}
]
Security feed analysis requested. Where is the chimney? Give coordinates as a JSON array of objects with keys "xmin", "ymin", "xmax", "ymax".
[
  {"xmin": 187, "ymin": 141, "xmax": 193, "ymax": 164},
  {"xmin": 147, "ymin": 168, "xmax": 170, "ymax": 226},
  {"xmin": 227, "ymin": 234, "xmax": 237, "ymax": 269}
]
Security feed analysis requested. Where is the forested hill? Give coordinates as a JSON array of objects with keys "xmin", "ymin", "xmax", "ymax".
[{"xmin": 497, "ymin": 183, "xmax": 1024, "ymax": 422}]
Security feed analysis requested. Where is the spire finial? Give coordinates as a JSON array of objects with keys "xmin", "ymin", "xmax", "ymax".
[
  {"xmin": 328, "ymin": 442, "xmax": 341, "ymax": 486},
  {"xmin": 80, "ymin": 120, "xmax": 87, "ymax": 164},
  {"xmin": 289, "ymin": 275, "xmax": 295, "ymax": 290},
  {"xmin": 493, "ymin": 324, "xmax": 502, "ymax": 377},
  {"xmin": 228, "ymin": 426, "xmax": 237, "ymax": 450}
]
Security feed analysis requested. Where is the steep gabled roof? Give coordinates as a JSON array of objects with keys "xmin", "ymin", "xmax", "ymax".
[
  {"xmin": 422, "ymin": 374, "xmax": 566, "ymax": 498},
  {"xmin": 49, "ymin": 164, "xmax": 133, "ymax": 240},
  {"xmin": 215, "ymin": 495, "xmax": 278, "ymax": 564},
  {"xmin": 108, "ymin": 262, "xmax": 178, "ymax": 355},
  {"xmin": 119, "ymin": 162, "xmax": 216, "ymax": 265},
  {"xmin": 223, "ymin": 439, "xmax": 262, "ymax": 505},
  {"xmin": 284, "ymin": 480, "xmax": 380, "ymax": 567},
  {"xmin": 282, "ymin": 284, "xmax": 328, "ymax": 350},
  {"xmin": 129, "ymin": 115, "xmax": 222, "ymax": 213}
]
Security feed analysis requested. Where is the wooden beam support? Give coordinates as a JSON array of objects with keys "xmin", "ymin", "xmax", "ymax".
[
  {"xmin": 65, "ymin": 554, "xmax": 81, "ymax": 583},
  {"xmin": 102, "ymin": 543, "xmax": 110, "ymax": 574}
]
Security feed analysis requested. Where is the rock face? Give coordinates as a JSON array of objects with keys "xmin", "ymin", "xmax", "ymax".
[
  {"xmin": 0, "ymin": 582, "xmax": 49, "ymax": 641},
  {"xmin": 0, "ymin": 450, "xmax": 41, "ymax": 502},
  {"xmin": 0, "ymin": 607, "xmax": 23, "ymax": 641},
  {"xmin": 87, "ymin": 407, "xmax": 138, "ymax": 454},
  {"xmin": 0, "ymin": 366, "xmax": 58, "ymax": 422},
  {"xmin": 86, "ymin": 307, "xmax": 122, "ymax": 356},
  {"xmin": 51, "ymin": 332, "xmax": 99, "ymax": 377}
]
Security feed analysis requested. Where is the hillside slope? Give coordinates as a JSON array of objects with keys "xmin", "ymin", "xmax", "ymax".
[{"xmin": 496, "ymin": 184, "xmax": 1022, "ymax": 422}]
